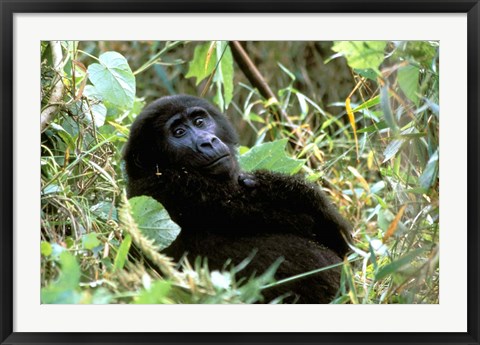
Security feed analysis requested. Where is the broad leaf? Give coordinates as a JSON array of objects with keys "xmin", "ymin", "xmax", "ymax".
[
  {"xmin": 41, "ymin": 241, "xmax": 52, "ymax": 257},
  {"xmin": 375, "ymin": 248, "xmax": 427, "ymax": 281},
  {"xmin": 185, "ymin": 43, "xmax": 216, "ymax": 85},
  {"xmin": 135, "ymin": 280, "xmax": 171, "ymax": 304},
  {"xmin": 354, "ymin": 68, "xmax": 378, "ymax": 81},
  {"xmin": 419, "ymin": 150, "xmax": 439, "ymax": 189},
  {"xmin": 128, "ymin": 196, "xmax": 180, "ymax": 250},
  {"xmin": 114, "ymin": 234, "xmax": 132, "ymax": 271},
  {"xmin": 239, "ymin": 139, "xmax": 306, "ymax": 175},
  {"xmin": 68, "ymin": 99, "xmax": 107, "ymax": 128},
  {"xmin": 41, "ymin": 251, "xmax": 81, "ymax": 304},
  {"xmin": 90, "ymin": 201, "xmax": 118, "ymax": 222},
  {"xmin": 220, "ymin": 44, "xmax": 234, "ymax": 108},
  {"xmin": 398, "ymin": 65, "xmax": 420, "ymax": 105},
  {"xmin": 332, "ymin": 41, "xmax": 387, "ymax": 71},
  {"xmin": 87, "ymin": 51, "xmax": 136, "ymax": 109},
  {"xmin": 382, "ymin": 127, "xmax": 415, "ymax": 163},
  {"xmin": 82, "ymin": 233, "xmax": 101, "ymax": 250},
  {"xmin": 380, "ymin": 85, "xmax": 399, "ymax": 134}
]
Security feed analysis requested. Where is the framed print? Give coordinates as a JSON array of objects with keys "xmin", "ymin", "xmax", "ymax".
[{"xmin": 1, "ymin": 1, "xmax": 479, "ymax": 344}]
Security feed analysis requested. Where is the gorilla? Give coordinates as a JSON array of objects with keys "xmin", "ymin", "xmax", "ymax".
[{"xmin": 123, "ymin": 95, "xmax": 352, "ymax": 303}]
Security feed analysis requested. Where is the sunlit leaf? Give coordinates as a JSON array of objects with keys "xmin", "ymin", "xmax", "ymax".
[
  {"xmin": 347, "ymin": 166, "xmax": 370, "ymax": 192},
  {"xmin": 419, "ymin": 150, "xmax": 439, "ymax": 189},
  {"xmin": 383, "ymin": 138, "xmax": 404, "ymax": 163},
  {"xmin": 49, "ymin": 123, "xmax": 75, "ymax": 150},
  {"xmin": 296, "ymin": 93, "xmax": 309, "ymax": 118},
  {"xmin": 205, "ymin": 42, "xmax": 217, "ymax": 73},
  {"xmin": 87, "ymin": 51, "xmax": 136, "ymax": 109},
  {"xmin": 82, "ymin": 233, "xmax": 101, "ymax": 250},
  {"xmin": 398, "ymin": 64, "xmax": 420, "ymax": 105},
  {"xmin": 345, "ymin": 98, "xmax": 359, "ymax": 158},
  {"xmin": 185, "ymin": 43, "xmax": 216, "ymax": 85},
  {"xmin": 382, "ymin": 127, "xmax": 415, "ymax": 163},
  {"xmin": 375, "ymin": 248, "xmax": 427, "ymax": 280},
  {"xmin": 380, "ymin": 85, "xmax": 399, "ymax": 134},
  {"xmin": 90, "ymin": 201, "xmax": 118, "ymax": 222},
  {"xmin": 128, "ymin": 196, "xmax": 180, "ymax": 250},
  {"xmin": 332, "ymin": 41, "xmax": 387, "ymax": 71},
  {"xmin": 41, "ymin": 241, "xmax": 52, "ymax": 257},
  {"xmin": 41, "ymin": 251, "xmax": 81, "ymax": 304},
  {"xmin": 239, "ymin": 139, "xmax": 306, "ymax": 175},
  {"xmin": 220, "ymin": 43, "xmax": 234, "ymax": 107},
  {"xmin": 383, "ymin": 205, "xmax": 407, "ymax": 242},
  {"xmin": 85, "ymin": 102, "xmax": 107, "ymax": 127},
  {"xmin": 353, "ymin": 95, "xmax": 381, "ymax": 112},
  {"xmin": 354, "ymin": 68, "xmax": 378, "ymax": 81},
  {"xmin": 114, "ymin": 234, "xmax": 132, "ymax": 271},
  {"xmin": 135, "ymin": 280, "xmax": 172, "ymax": 304},
  {"xmin": 278, "ymin": 62, "xmax": 296, "ymax": 80}
]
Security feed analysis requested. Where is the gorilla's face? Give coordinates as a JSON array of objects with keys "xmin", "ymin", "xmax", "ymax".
[
  {"xmin": 162, "ymin": 106, "xmax": 236, "ymax": 177},
  {"xmin": 123, "ymin": 95, "xmax": 240, "ymax": 181}
]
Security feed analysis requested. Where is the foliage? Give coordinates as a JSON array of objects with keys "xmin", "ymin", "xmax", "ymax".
[
  {"xmin": 239, "ymin": 139, "xmax": 306, "ymax": 174},
  {"xmin": 41, "ymin": 40, "xmax": 439, "ymax": 304}
]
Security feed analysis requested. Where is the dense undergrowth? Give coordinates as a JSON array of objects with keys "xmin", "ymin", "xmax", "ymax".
[{"xmin": 40, "ymin": 41, "xmax": 439, "ymax": 304}]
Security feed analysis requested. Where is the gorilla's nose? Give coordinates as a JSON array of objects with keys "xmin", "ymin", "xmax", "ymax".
[{"xmin": 197, "ymin": 135, "xmax": 218, "ymax": 151}]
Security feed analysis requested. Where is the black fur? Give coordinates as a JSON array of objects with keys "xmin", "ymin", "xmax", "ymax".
[{"xmin": 123, "ymin": 95, "xmax": 351, "ymax": 303}]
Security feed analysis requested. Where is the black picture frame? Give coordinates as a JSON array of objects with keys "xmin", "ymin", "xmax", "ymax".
[{"xmin": 1, "ymin": 1, "xmax": 479, "ymax": 344}]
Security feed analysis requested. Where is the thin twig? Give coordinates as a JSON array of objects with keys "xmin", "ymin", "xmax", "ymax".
[{"xmin": 229, "ymin": 41, "xmax": 286, "ymax": 121}]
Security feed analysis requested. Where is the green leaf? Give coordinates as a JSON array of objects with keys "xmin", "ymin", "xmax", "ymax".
[
  {"xmin": 41, "ymin": 241, "xmax": 52, "ymax": 257},
  {"xmin": 185, "ymin": 43, "xmax": 216, "ymax": 85},
  {"xmin": 90, "ymin": 201, "xmax": 118, "ymax": 222},
  {"xmin": 114, "ymin": 234, "xmax": 132, "ymax": 271},
  {"xmin": 352, "ymin": 94, "xmax": 381, "ymax": 112},
  {"xmin": 50, "ymin": 243, "xmax": 67, "ymax": 260},
  {"xmin": 393, "ymin": 41, "xmax": 438, "ymax": 69},
  {"xmin": 91, "ymin": 287, "xmax": 113, "ymax": 304},
  {"xmin": 128, "ymin": 196, "xmax": 181, "ymax": 250},
  {"xmin": 247, "ymin": 113, "xmax": 265, "ymax": 124},
  {"xmin": 135, "ymin": 280, "xmax": 172, "ymax": 304},
  {"xmin": 356, "ymin": 121, "xmax": 388, "ymax": 134},
  {"xmin": 82, "ymin": 233, "xmax": 101, "ymax": 250},
  {"xmin": 382, "ymin": 138, "xmax": 404, "ymax": 163},
  {"xmin": 220, "ymin": 44, "xmax": 234, "ymax": 108},
  {"xmin": 278, "ymin": 63, "xmax": 296, "ymax": 81},
  {"xmin": 87, "ymin": 51, "xmax": 136, "ymax": 109},
  {"xmin": 49, "ymin": 123, "xmax": 76, "ymax": 150},
  {"xmin": 85, "ymin": 102, "xmax": 107, "ymax": 127},
  {"xmin": 296, "ymin": 93, "xmax": 309, "ymax": 118},
  {"xmin": 332, "ymin": 41, "xmax": 387, "ymax": 71},
  {"xmin": 41, "ymin": 251, "xmax": 81, "ymax": 304},
  {"xmin": 375, "ymin": 248, "xmax": 427, "ymax": 281},
  {"xmin": 41, "ymin": 184, "xmax": 62, "ymax": 196},
  {"xmin": 239, "ymin": 138, "xmax": 306, "ymax": 175},
  {"xmin": 68, "ymin": 99, "xmax": 107, "ymax": 128},
  {"xmin": 86, "ymin": 160, "xmax": 118, "ymax": 188},
  {"xmin": 419, "ymin": 150, "xmax": 439, "ymax": 189},
  {"xmin": 398, "ymin": 65, "xmax": 420, "ymax": 105},
  {"xmin": 354, "ymin": 68, "xmax": 378, "ymax": 81},
  {"xmin": 84, "ymin": 84, "xmax": 103, "ymax": 101},
  {"xmin": 382, "ymin": 127, "xmax": 415, "ymax": 163},
  {"xmin": 380, "ymin": 85, "xmax": 399, "ymax": 134}
]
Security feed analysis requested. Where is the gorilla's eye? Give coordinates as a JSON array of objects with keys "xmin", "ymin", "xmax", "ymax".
[
  {"xmin": 194, "ymin": 117, "xmax": 205, "ymax": 127},
  {"xmin": 173, "ymin": 128, "xmax": 186, "ymax": 137}
]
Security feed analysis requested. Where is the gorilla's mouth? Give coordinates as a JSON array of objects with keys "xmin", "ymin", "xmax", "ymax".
[{"xmin": 204, "ymin": 154, "xmax": 230, "ymax": 168}]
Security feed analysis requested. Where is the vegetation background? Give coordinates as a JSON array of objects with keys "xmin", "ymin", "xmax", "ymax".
[{"xmin": 40, "ymin": 41, "xmax": 439, "ymax": 304}]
